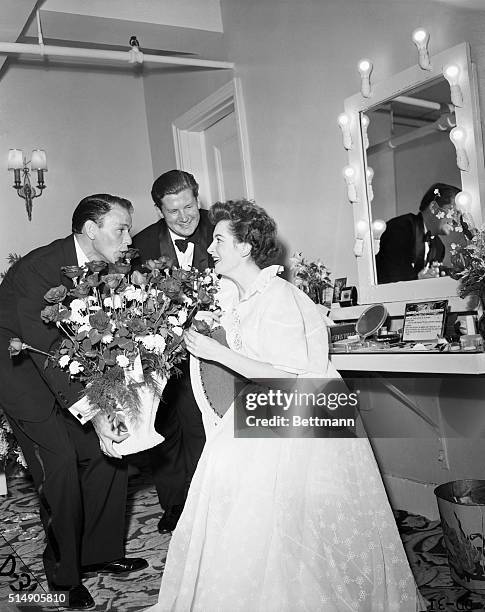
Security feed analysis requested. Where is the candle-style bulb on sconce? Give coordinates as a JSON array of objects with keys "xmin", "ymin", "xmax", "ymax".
[
  {"xmin": 412, "ymin": 28, "xmax": 431, "ymax": 70},
  {"xmin": 449, "ymin": 126, "xmax": 469, "ymax": 171},
  {"xmin": 358, "ymin": 59, "xmax": 373, "ymax": 98},
  {"xmin": 361, "ymin": 114, "xmax": 370, "ymax": 149},
  {"xmin": 7, "ymin": 148, "xmax": 47, "ymax": 221},
  {"xmin": 366, "ymin": 167, "xmax": 374, "ymax": 202},
  {"xmin": 354, "ymin": 219, "xmax": 368, "ymax": 257},
  {"xmin": 337, "ymin": 113, "xmax": 353, "ymax": 150},
  {"xmin": 443, "ymin": 64, "xmax": 463, "ymax": 107},
  {"xmin": 342, "ymin": 165, "xmax": 358, "ymax": 203},
  {"xmin": 371, "ymin": 219, "xmax": 387, "ymax": 255}
]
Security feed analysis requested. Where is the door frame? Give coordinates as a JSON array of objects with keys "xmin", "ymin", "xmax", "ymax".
[{"xmin": 172, "ymin": 78, "xmax": 254, "ymax": 206}]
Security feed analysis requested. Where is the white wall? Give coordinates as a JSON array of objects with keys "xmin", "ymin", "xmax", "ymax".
[{"xmin": 0, "ymin": 62, "xmax": 155, "ymax": 269}]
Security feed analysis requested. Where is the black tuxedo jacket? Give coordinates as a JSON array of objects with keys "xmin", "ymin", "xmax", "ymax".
[
  {"xmin": 0, "ymin": 235, "xmax": 84, "ymax": 421},
  {"xmin": 132, "ymin": 209, "xmax": 214, "ymax": 271},
  {"xmin": 376, "ymin": 212, "xmax": 445, "ymax": 284}
]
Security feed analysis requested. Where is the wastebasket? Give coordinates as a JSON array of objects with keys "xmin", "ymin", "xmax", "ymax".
[{"xmin": 435, "ymin": 479, "xmax": 485, "ymax": 593}]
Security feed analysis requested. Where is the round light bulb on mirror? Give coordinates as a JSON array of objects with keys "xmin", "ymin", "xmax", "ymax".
[
  {"xmin": 355, "ymin": 219, "xmax": 369, "ymax": 240},
  {"xmin": 358, "ymin": 58, "xmax": 373, "ymax": 98},
  {"xmin": 343, "ymin": 165, "xmax": 355, "ymax": 180},
  {"xmin": 337, "ymin": 112, "xmax": 353, "ymax": 150},
  {"xmin": 454, "ymin": 191, "xmax": 471, "ymax": 212},
  {"xmin": 449, "ymin": 126, "xmax": 469, "ymax": 172},
  {"xmin": 443, "ymin": 63, "xmax": 463, "ymax": 107},
  {"xmin": 342, "ymin": 165, "xmax": 358, "ymax": 203},
  {"xmin": 354, "ymin": 219, "xmax": 368, "ymax": 257},
  {"xmin": 411, "ymin": 27, "xmax": 431, "ymax": 71},
  {"xmin": 371, "ymin": 219, "xmax": 386, "ymax": 239},
  {"xmin": 361, "ymin": 113, "xmax": 370, "ymax": 149},
  {"xmin": 449, "ymin": 126, "xmax": 466, "ymax": 145}
]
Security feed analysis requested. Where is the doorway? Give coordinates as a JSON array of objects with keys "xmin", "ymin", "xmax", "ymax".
[{"xmin": 172, "ymin": 79, "xmax": 254, "ymax": 207}]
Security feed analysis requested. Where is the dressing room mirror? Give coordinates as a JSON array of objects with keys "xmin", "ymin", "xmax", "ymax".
[{"xmin": 344, "ymin": 43, "xmax": 485, "ymax": 305}]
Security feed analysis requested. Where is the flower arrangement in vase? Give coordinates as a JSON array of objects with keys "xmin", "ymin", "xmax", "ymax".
[
  {"xmin": 289, "ymin": 252, "xmax": 332, "ymax": 305},
  {"xmin": 9, "ymin": 250, "xmax": 219, "ymax": 455}
]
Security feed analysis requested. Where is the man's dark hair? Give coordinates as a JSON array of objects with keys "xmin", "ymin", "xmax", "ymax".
[
  {"xmin": 72, "ymin": 194, "xmax": 133, "ymax": 234},
  {"xmin": 151, "ymin": 170, "xmax": 199, "ymax": 211},
  {"xmin": 419, "ymin": 183, "xmax": 460, "ymax": 212}
]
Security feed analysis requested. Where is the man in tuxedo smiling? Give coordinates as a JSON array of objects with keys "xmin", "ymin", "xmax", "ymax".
[
  {"xmin": 376, "ymin": 183, "xmax": 460, "ymax": 284},
  {"xmin": 132, "ymin": 170, "xmax": 213, "ymax": 533}
]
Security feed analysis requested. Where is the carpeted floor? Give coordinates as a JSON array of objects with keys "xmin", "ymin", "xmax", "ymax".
[{"xmin": 1, "ymin": 463, "xmax": 485, "ymax": 611}]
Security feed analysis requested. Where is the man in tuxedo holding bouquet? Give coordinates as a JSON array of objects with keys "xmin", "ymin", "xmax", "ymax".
[
  {"xmin": 133, "ymin": 170, "xmax": 214, "ymax": 533},
  {"xmin": 0, "ymin": 194, "xmax": 147, "ymax": 609}
]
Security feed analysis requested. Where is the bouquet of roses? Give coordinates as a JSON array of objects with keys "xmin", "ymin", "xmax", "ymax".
[
  {"xmin": 289, "ymin": 252, "xmax": 332, "ymax": 305},
  {"xmin": 9, "ymin": 250, "xmax": 219, "ymax": 454}
]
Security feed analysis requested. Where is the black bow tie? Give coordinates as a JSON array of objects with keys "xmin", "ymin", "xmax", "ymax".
[{"xmin": 174, "ymin": 238, "xmax": 192, "ymax": 253}]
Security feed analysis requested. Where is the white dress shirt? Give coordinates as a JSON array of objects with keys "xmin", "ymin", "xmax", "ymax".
[{"xmin": 169, "ymin": 228, "xmax": 195, "ymax": 269}]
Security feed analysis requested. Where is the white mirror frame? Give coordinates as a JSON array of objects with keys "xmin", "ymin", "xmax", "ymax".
[{"xmin": 344, "ymin": 43, "xmax": 485, "ymax": 306}]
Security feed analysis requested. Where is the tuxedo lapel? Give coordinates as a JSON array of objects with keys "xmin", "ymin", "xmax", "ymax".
[
  {"xmin": 158, "ymin": 221, "xmax": 179, "ymax": 266},
  {"xmin": 414, "ymin": 213, "xmax": 425, "ymax": 273},
  {"xmin": 60, "ymin": 235, "xmax": 78, "ymax": 290}
]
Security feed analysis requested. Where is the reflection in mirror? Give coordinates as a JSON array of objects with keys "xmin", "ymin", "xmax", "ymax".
[
  {"xmin": 343, "ymin": 43, "xmax": 485, "ymax": 305},
  {"xmin": 363, "ymin": 77, "xmax": 474, "ymax": 284}
]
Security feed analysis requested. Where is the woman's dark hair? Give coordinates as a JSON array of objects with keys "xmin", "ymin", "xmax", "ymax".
[
  {"xmin": 151, "ymin": 170, "xmax": 199, "ymax": 211},
  {"xmin": 72, "ymin": 194, "xmax": 133, "ymax": 234},
  {"xmin": 419, "ymin": 183, "xmax": 460, "ymax": 212},
  {"xmin": 209, "ymin": 200, "xmax": 281, "ymax": 268}
]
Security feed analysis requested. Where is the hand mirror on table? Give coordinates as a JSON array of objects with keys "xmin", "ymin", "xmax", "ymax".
[{"xmin": 355, "ymin": 303, "xmax": 388, "ymax": 342}]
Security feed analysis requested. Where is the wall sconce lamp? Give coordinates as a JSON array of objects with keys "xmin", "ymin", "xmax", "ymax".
[
  {"xmin": 337, "ymin": 113, "xmax": 353, "ymax": 150},
  {"xmin": 366, "ymin": 167, "xmax": 374, "ymax": 202},
  {"xmin": 449, "ymin": 127, "xmax": 470, "ymax": 171},
  {"xmin": 354, "ymin": 219, "xmax": 368, "ymax": 257},
  {"xmin": 361, "ymin": 114, "xmax": 370, "ymax": 149},
  {"xmin": 8, "ymin": 149, "xmax": 47, "ymax": 221},
  {"xmin": 342, "ymin": 165, "xmax": 358, "ymax": 203},
  {"xmin": 412, "ymin": 28, "xmax": 431, "ymax": 71},
  {"xmin": 371, "ymin": 219, "xmax": 387, "ymax": 255},
  {"xmin": 443, "ymin": 64, "xmax": 463, "ymax": 107},
  {"xmin": 358, "ymin": 59, "xmax": 373, "ymax": 98}
]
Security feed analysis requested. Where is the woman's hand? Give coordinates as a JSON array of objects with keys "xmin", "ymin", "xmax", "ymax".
[
  {"xmin": 193, "ymin": 310, "xmax": 221, "ymax": 328},
  {"xmin": 184, "ymin": 328, "xmax": 225, "ymax": 362}
]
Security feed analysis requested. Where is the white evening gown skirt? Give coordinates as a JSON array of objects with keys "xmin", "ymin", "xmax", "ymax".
[{"xmin": 147, "ymin": 404, "xmax": 426, "ymax": 612}]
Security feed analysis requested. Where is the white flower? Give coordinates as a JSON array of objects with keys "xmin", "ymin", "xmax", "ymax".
[
  {"xmin": 178, "ymin": 310, "xmax": 188, "ymax": 325},
  {"xmin": 172, "ymin": 326, "xmax": 184, "ymax": 336},
  {"xmin": 139, "ymin": 334, "xmax": 166, "ymax": 355},
  {"xmin": 101, "ymin": 333, "xmax": 113, "ymax": 344},
  {"xmin": 70, "ymin": 298, "xmax": 86, "ymax": 312},
  {"xmin": 168, "ymin": 316, "xmax": 179, "ymax": 326},
  {"xmin": 183, "ymin": 295, "xmax": 194, "ymax": 305},
  {"xmin": 58, "ymin": 355, "xmax": 70, "ymax": 368},
  {"xmin": 116, "ymin": 355, "xmax": 130, "ymax": 368},
  {"xmin": 69, "ymin": 310, "xmax": 86, "ymax": 324},
  {"xmin": 69, "ymin": 361, "xmax": 84, "ymax": 375},
  {"xmin": 104, "ymin": 295, "xmax": 122, "ymax": 309},
  {"xmin": 124, "ymin": 286, "xmax": 145, "ymax": 302},
  {"xmin": 78, "ymin": 323, "xmax": 92, "ymax": 333}
]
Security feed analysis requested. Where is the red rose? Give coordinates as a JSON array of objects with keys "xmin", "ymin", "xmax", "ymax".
[{"xmin": 44, "ymin": 285, "xmax": 68, "ymax": 304}]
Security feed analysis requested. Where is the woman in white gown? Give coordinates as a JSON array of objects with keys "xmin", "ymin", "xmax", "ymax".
[{"xmin": 147, "ymin": 200, "xmax": 426, "ymax": 612}]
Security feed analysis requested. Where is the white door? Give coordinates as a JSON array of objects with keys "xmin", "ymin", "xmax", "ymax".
[
  {"xmin": 172, "ymin": 79, "xmax": 254, "ymax": 208},
  {"xmin": 203, "ymin": 111, "xmax": 246, "ymax": 203}
]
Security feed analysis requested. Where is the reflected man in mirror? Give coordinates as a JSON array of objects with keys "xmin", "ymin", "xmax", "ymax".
[{"xmin": 376, "ymin": 182, "xmax": 461, "ymax": 283}]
